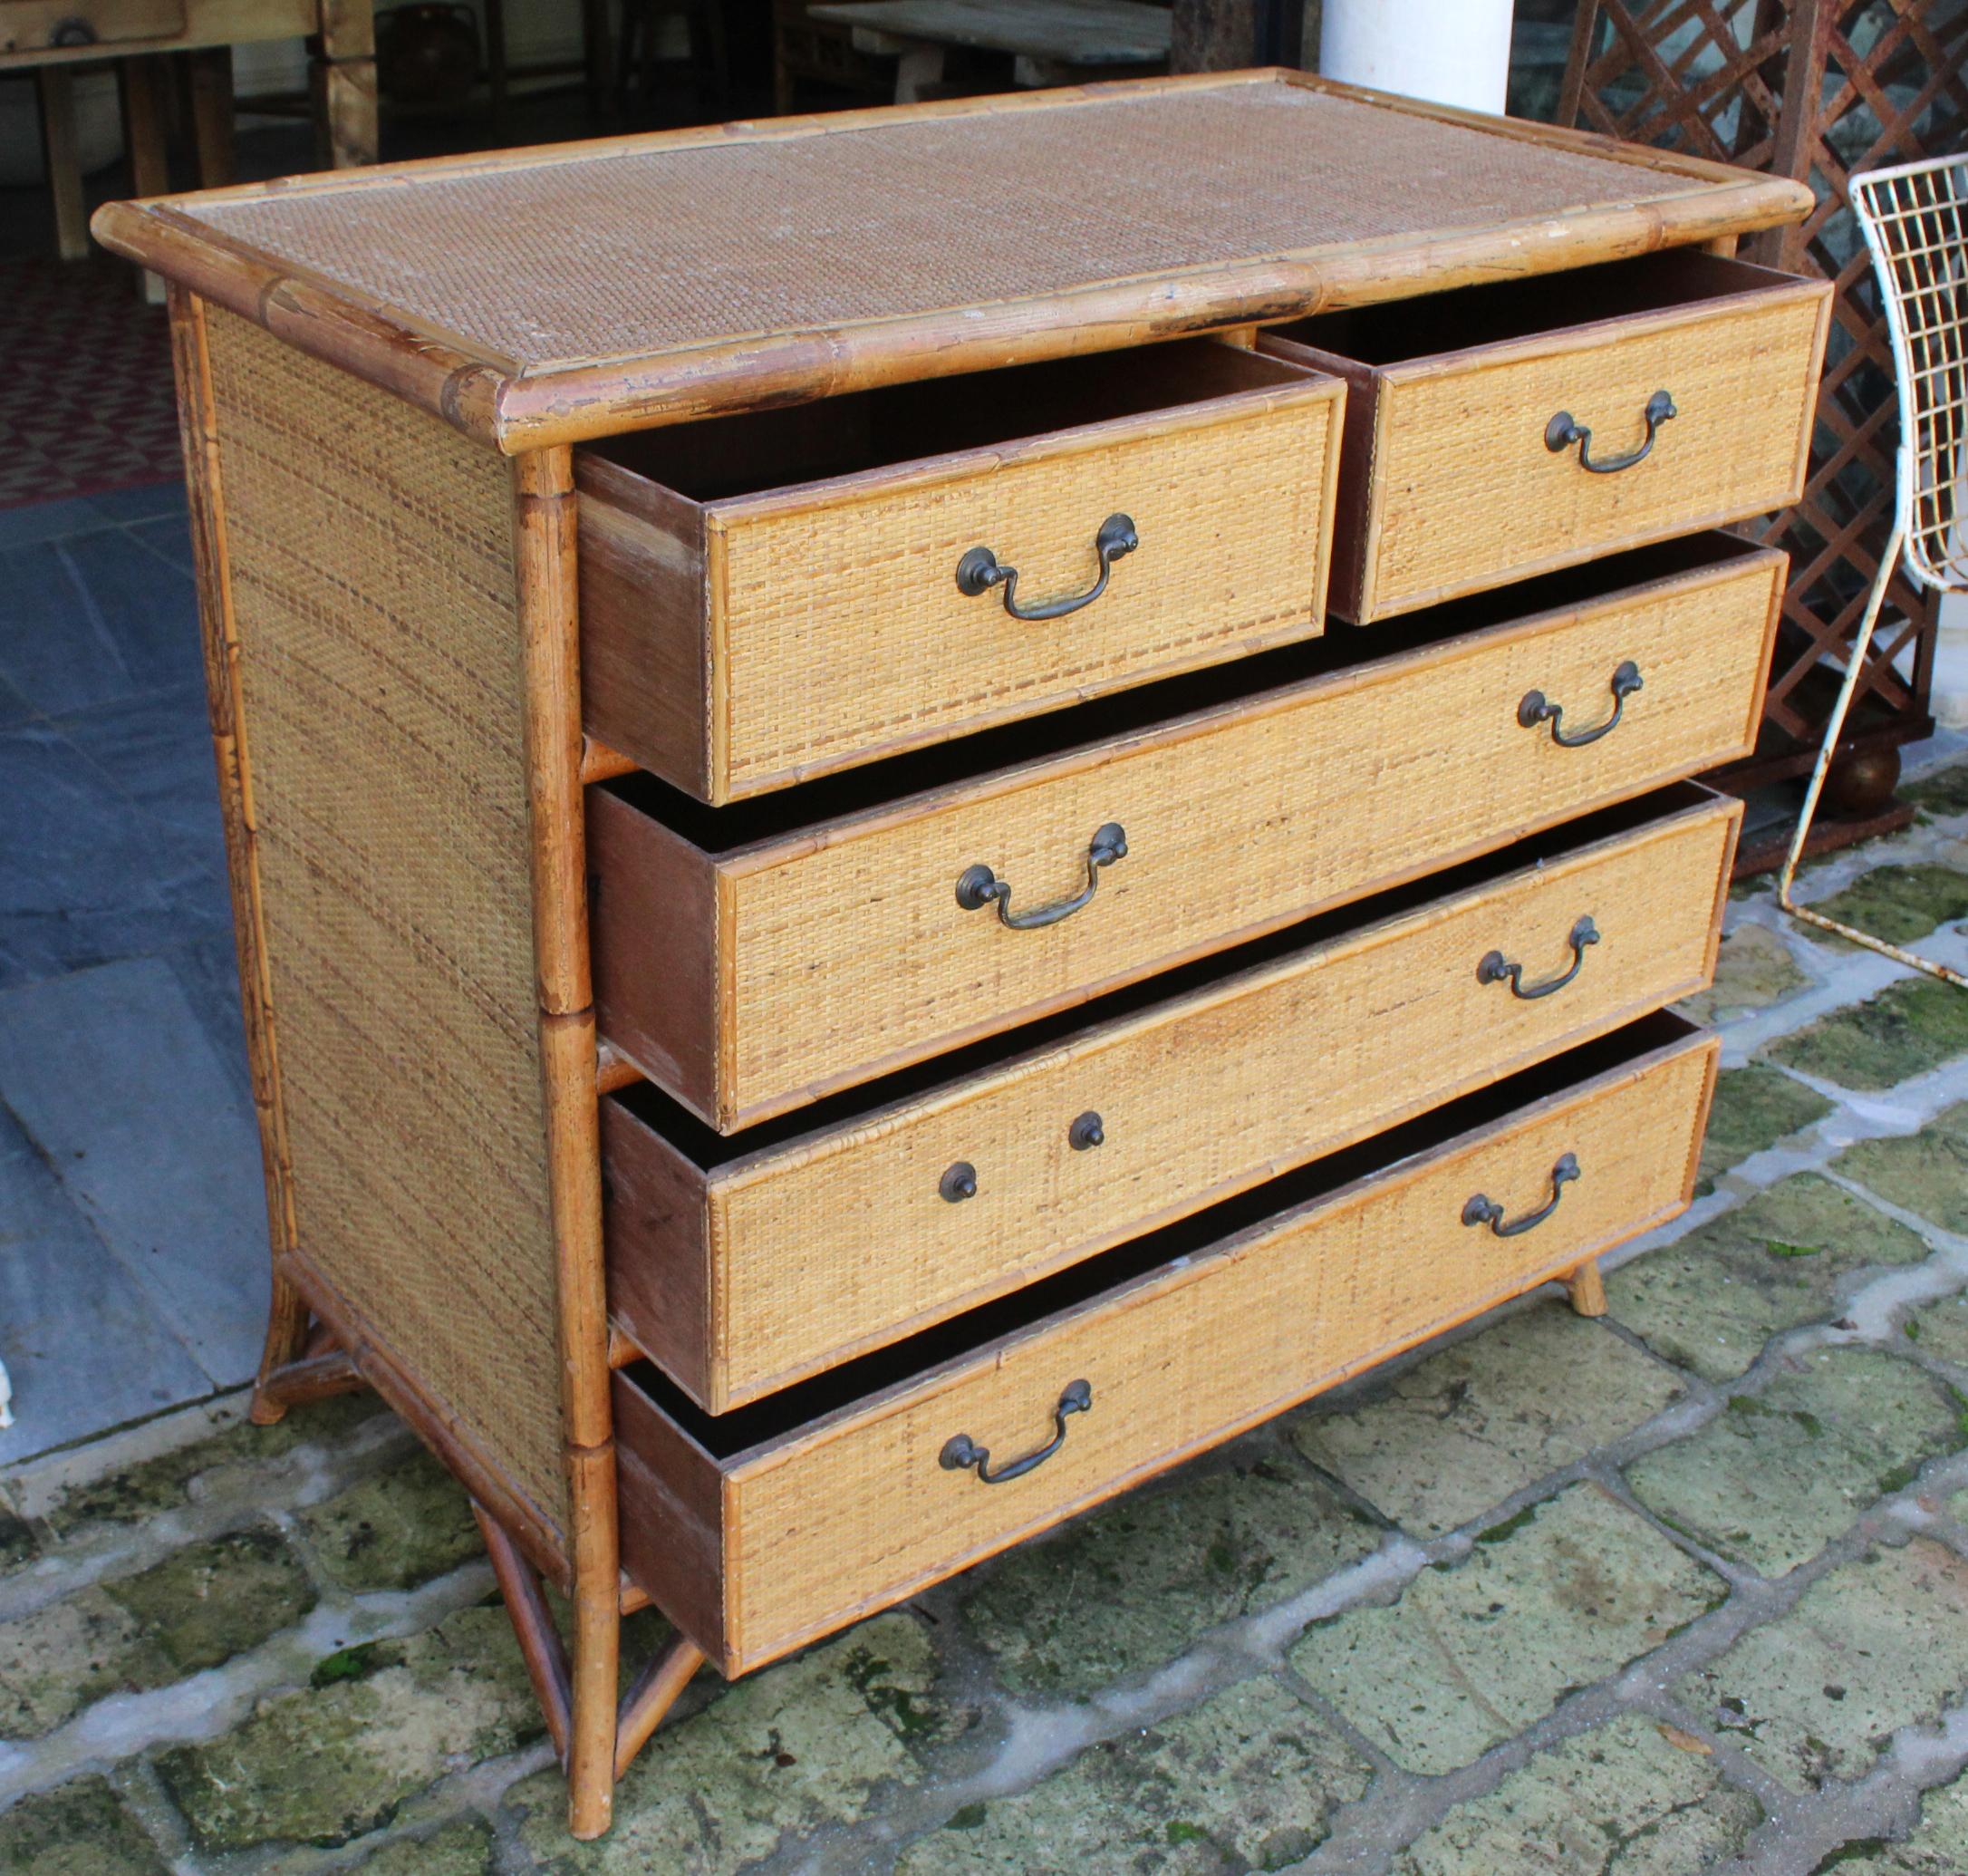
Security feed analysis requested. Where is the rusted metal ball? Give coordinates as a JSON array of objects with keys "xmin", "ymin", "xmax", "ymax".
[{"xmin": 1822, "ymin": 742, "xmax": 1901, "ymax": 819}]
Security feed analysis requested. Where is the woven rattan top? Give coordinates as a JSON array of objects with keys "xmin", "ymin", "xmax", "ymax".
[{"xmin": 96, "ymin": 72, "xmax": 1815, "ymax": 450}]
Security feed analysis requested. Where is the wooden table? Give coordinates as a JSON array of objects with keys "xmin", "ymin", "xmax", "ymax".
[
  {"xmin": 807, "ymin": 0, "xmax": 1169, "ymax": 100},
  {"xmin": 3, "ymin": 0, "xmax": 376, "ymax": 266}
]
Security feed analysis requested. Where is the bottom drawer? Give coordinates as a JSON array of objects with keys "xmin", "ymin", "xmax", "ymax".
[{"xmin": 616, "ymin": 1011, "xmax": 1717, "ymax": 1675}]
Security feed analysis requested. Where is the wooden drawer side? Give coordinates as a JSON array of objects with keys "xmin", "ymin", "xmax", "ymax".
[
  {"xmin": 577, "ymin": 472, "xmax": 713, "ymax": 801},
  {"xmin": 695, "ymin": 1023, "xmax": 1717, "ymax": 1673}
]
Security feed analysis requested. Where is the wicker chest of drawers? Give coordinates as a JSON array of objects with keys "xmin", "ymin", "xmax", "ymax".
[{"xmin": 95, "ymin": 70, "xmax": 1829, "ymax": 1840}]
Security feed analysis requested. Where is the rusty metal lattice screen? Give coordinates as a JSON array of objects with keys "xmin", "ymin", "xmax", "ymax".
[{"xmin": 1558, "ymin": 0, "xmax": 1968, "ymax": 791}]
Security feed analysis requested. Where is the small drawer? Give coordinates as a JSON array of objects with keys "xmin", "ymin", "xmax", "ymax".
[
  {"xmin": 575, "ymin": 339, "xmax": 1345, "ymax": 804},
  {"xmin": 0, "ymin": 0, "xmax": 186, "ymax": 50},
  {"xmin": 603, "ymin": 782, "xmax": 1739, "ymax": 1412},
  {"xmin": 1260, "ymin": 250, "xmax": 1831, "ymax": 622},
  {"xmin": 614, "ymin": 1011, "xmax": 1718, "ymax": 1676},
  {"xmin": 589, "ymin": 532, "xmax": 1780, "ymax": 1132}
]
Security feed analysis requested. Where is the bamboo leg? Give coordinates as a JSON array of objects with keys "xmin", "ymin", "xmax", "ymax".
[
  {"xmin": 251, "ymin": 1277, "xmax": 315, "ymax": 1423},
  {"xmin": 37, "ymin": 70, "xmax": 88, "ymax": 261},
  {"xmin": 254, "ymin": 1345, "xmax": 363, "ymax": 1415},
  {"xmin": 615, "ymin": 1637, "xmax": 708, "ymax": 1778},
  {"xmin": 476, "ymin": 1504, "xmax": 574, "ymax": 1763},
  {"xmin": 514, "ymin": 448, "xmax": 621, "ymax": 1840},
  {"xmin": 1565, "ymin": 1257, "xmax": 1608, "ymax": 1319},
  {"xmin": 1776, "ymin": 525, "xmax": 1967, "ymax": 990}
]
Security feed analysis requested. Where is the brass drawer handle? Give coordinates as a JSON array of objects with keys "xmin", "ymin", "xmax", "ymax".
[
  {"xmin": 941, "ymin": 1379, "xmax": 1093, "ymax": 1484},
  {"xmin": 1545, "ymin": 390, "xmax": 1676, "ymax": 474},
  {"xmin": 1478, "ymin": 916, "xmax": 1599, "ymax": 1000},
  {"xmin": 955, "ymin": 514, "xmax": 1138, "ymax": 622},
  {"xmin": 1462, "ymin": 1152, "xmax": 1580, "ymax": 1238},
  {"xmin": 1519, "ymin": 661, "xmax": 1642, "ymax": 748},
  {"xmin": 956, "ymin": 823, "xmax": 1127, "ymax": 929}
]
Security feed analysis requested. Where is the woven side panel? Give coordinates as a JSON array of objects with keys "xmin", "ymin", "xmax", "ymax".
[
  {"xmin": 722, "ymin": 553, "xmax": 1777, "ymax": 1120},
  {"xmin": 203, "ymin": 309, "xmax": 568, "ymax": 1542},
  {"xmin": 720, "ymin": 1036, "xmax": 1714, "ymax": 1671},
  {"xmin": 719, "ymin": 389, "xmax": 1337, "ymax": 792}
]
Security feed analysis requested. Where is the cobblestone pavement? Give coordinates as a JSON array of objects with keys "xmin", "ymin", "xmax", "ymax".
[{"xmin": 5, "ymin": 762, "xmax": 1968, "ymax": 1876}]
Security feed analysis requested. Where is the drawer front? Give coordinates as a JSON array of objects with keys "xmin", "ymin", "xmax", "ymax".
[
  {"xmin": 0, "ymin": 0, "xmax": 186, "ymax": 49},
  {"xmin": 1355, "ymin": 286, "xmax": 1825, "ymax": 619},
  {"xmin": 681, "ymin": 543, "xmax": 1778, "ymax": 1128},
  {"xmin": 606, "ymin": 788, "xmax": 1739, "ymax": 1411},
  {"xmin": 577, "ymin": 344, "xmax": 1344, "ymax": 805},
  {"xmin": 617, "ymin": 1020, "xmax": 1717, "ymax": 1674},
  {"xmin": 716, "ymin": 380, "xmax": 1343, "ymax": 797}
]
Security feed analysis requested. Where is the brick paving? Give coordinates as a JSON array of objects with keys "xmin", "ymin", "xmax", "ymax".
[{"xmin": 4, "ymin": 761, "xmax": 1968, "ymax": 1875}]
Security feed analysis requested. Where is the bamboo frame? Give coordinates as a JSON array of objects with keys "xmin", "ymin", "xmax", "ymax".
[{"xmin": 146, "ymin": 86, "xmax": 1827, "ymax": 1838}]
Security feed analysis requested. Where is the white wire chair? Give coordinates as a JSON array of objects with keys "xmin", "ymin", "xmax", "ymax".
[{"xmin": 1778, "ymin": 150, "xmax": 1968, "ymax": 989}]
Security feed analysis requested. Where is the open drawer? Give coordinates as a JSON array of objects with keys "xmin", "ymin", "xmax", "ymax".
[
  {"xmin": 603, "ymin": 783, "xmax": 1739, "ymax": 1412},
  {"xmin": 614, "ymin": 1011, "xmax": 1718, "ymax": 1677},
  {"xmin": 1260, "ymin": 248, "xmax": 1830, "ymax": 622},
  {"xmin": 588, "ymin": 531, "xmax": 1780, "ymax": 1132},
  {"xmin": 576, "ymin": 339, "xmax": 1345, "ymax": 804}
]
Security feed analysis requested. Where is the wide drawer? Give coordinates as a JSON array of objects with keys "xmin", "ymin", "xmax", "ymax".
[
  {"xmin": 604, "ymin": 783, "xmax": 1739, "ymax": 1412},
  {"xmin": 590, "ymin": 532, "xmax": 1780, "ymax": 1131},
  {"xmin": 1260, "ymin": 250, "xmax": 1830, "ymax": 622},
  {"xmin": 576, "ymin": 340, "xmax": 1344, "ymax": 805},
  {"xmin": 615, "ymin": 1011, "xmax": 1718, "ymax": 1676}
]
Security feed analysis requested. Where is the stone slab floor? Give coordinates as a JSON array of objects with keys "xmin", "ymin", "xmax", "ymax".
[{"xmin": 4, "ymin": 759, "xmax": 1968, "ymax": 1875}]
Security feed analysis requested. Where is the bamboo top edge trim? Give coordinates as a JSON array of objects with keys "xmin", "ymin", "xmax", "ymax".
[{"xmin": 92, "ymin": 71, "xmax": 1815, "ymax": 451}]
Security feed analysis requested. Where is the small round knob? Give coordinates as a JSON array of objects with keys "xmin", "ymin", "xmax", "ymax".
[
  {"xmin": 1068, "ymin": 1111, "xmax": 1105, "ymax": 1151},
  {"xmin": 50, "ymin": 15, "xmax": 97, "ymax": 43},
  {"xmin": 940, "ymin": 1161, "xmax": 978, "ymax": 1204}
]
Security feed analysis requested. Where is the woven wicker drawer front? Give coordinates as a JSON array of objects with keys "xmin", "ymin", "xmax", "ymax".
[
  {"xmin": 1264, "ymin": 250, "xmax": 1830, "ymax": 622},
  {"xmin": 614, "ymin": 1014, "xmax": 1715, "ymax": 1674},
  {"xmin": 588, "ymin": 534, "xmax": 1780, "ymax": 1132},
  {"xmin": 575, "ymin": 341, "xmax": 1344, "ymax": 804},
  {"xmin": 603, "ymin": 784, "xmax": 1738, "ymax": 1412}
]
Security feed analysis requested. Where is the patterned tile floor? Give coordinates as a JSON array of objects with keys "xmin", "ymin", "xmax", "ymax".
[
  {"xmin": 1, "ymin": 467, "xmax": 1967, "ymax": 1869},
  {"xmin": 0, "ymin": 480, "xmax": 268, "ymax": 1461}
]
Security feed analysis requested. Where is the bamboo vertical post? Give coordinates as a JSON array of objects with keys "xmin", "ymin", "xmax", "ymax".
[
  {"xmin": 167, "ymin": 285, "xmax": 313, "ymax": 1417},
  {"xmin": 1565, "ymin": 1258, "xmax": 1609, "ymax": 1318},
  {"xmin": 513, "ymin": 447, "xmax": 622, "ymax": 1840}
]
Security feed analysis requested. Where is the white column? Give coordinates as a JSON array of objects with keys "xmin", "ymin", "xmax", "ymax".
[
  {"xmin": 1935, "ymin": 590, "xmax": 1968, "ymax": 730},
  {"xmin": 1318, "ymin": 0, "xmax": 1517, "ymax": 116}
]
